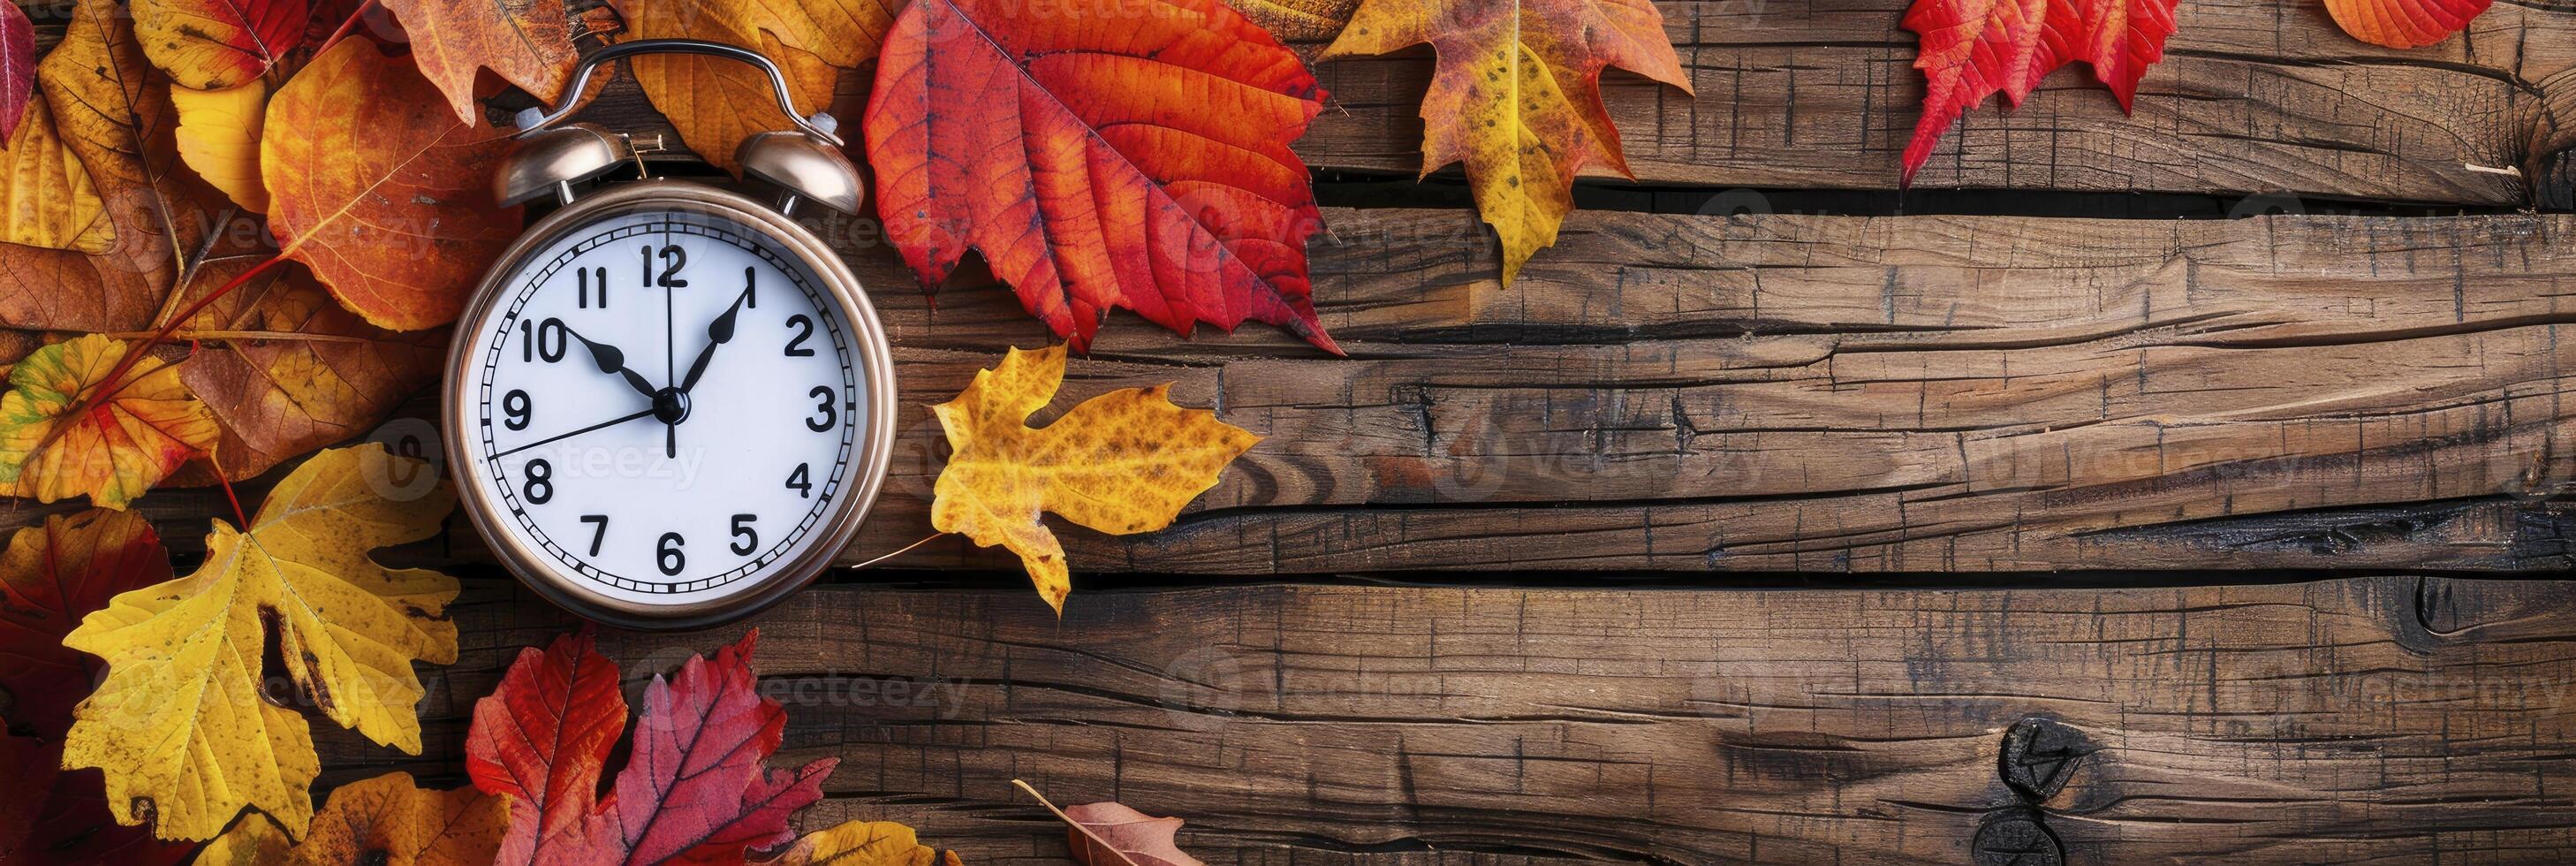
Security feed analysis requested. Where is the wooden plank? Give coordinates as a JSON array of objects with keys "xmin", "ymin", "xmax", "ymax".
[
  {"xmin": 579, "ymin": 0, "xmax": 2576, "ymax": 204},
  {"xmin": 44, "ymin": 209, "xmax": 2576, "ymax": 576},
  {"xmin": 322, "ymin": 576, "xmax": 2576, "ymax": 864},
  {"xmin": 1294, "ymin": 0, "xmax": 2576, "ymax": 204}
]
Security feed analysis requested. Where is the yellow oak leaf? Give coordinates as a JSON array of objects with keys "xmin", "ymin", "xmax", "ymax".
[
  {"xmin": 931, "ymin": 346, "xmax": 1258, "ymax": 613},
  {"xmin": 171, "ymin": 80, "xmax": 271, "ymax": 213},
  {"xmin": 755, "ymin": 821, "xmax": 961, "ymax": 866},
  {"xmin": 1322, "ymin": 0, "xmax": 1690, "ymax": 285},
  {"xmin": 380, "ymin": 0, "xmax": 579, "ymax": 124},
  {"xmin": 61, "ymin": 444, "xmax": 459, "ymax": 840},
  {"xmin": 611, "ymin": 0, "xmax": 893, "ymax": 170},
  {"xmin": 0, "ymin": 334, "xmax": 220, "ymax": 509},
  {"xmin": 0, "ymin": 94, "xmax": 112, "ymax": 252}
]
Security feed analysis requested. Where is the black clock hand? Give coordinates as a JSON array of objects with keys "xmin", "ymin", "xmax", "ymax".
[
  {"xmin": 495, "ymin": 408, "xmax": 657, "ymax": 459},
  {"xmin": 678, "ymin": 272, "xmax": 755, "ymax": 393},
  {"xmin": 563, "ymin": 327, "xmax": 661, "ymax": 399}
]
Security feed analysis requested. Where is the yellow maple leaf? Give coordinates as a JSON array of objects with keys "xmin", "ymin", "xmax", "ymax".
[
  {"xmin": 1322, "ymin": 0, "xmax": 1690, "ymax": 285},
  {"xmin": 62, "ymin": 444, "xmax": 460, "ymax": 840},
  {"xmin": 0, "ymin": 334, "xmax": 221, "ymax": 509},
  {"xmin": 171, "ymin": 80, "xmax": 271, "ymax": 213},
  {"xmin": 931, "ymin": 346, "xmax": 1258, "ymax": 613},
  {"xmin": 754, "ymin": 820, "xmax": 961, "ymax": 866}
]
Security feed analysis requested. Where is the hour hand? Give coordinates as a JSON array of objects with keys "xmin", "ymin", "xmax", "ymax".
[
  {"xmin": 679, "ymin": 272, "xmax": 754, "ymax": 393},
  {"xmin": 565, "ymin": 327, "xmax": 660, "ymax": 399}
]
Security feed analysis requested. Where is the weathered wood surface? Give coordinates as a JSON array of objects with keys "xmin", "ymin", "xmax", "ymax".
[
  {"xmin": 574, "ymin": 0, "xmax": 2576, "ymax": 206},
  {"xmin": 314, "ymin": 576, "xmax": 2576, "ymax": 864},
  {"xmin": 40, "ymin": 208, "xmax": 2576, "ymax": 577},
  {"xmin": 1293, "ymin": 0, "xmax": 2576, "ymax": 204}
]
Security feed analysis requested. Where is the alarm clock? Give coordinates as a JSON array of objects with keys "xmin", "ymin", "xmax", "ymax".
[{"xmin": 444, "ymin": 40, "xmax": 897, "ymax": 630}]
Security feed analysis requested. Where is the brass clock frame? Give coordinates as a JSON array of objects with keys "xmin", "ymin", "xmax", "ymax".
[{"xmin": 443, "ymin": 180, "xmax": 898, "ymax": 630}]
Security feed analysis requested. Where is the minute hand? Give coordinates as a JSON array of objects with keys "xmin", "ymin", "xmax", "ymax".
[{"xmin": 678, "ymin": 271, "xmax": 754, "ymax": 393}]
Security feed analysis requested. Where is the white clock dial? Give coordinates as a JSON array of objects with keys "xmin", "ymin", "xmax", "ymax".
[{"xmin": 460, "ymin": 209, "xmax": 864, "ymax": 605}]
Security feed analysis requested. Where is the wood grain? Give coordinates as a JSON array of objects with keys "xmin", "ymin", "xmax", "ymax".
[
  {"xmin": 315, "ymin": 576, "xmax": 2576, "ymax": 865},
  {"xmin": 1294, "ymin": 0, "xmax": 2576, "ymax": 205},
  {"xmin": 33, "ymin": 208, "xmax": 2573, "ymax": 579}
]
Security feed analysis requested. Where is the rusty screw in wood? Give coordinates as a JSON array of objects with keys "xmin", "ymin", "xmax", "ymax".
[
  {"xmin": 1971, "ymin": 809, "xmax": 2065, "ymax": 866},
  {"xmin": 1999, "ymin": 717, "xmax": 2091, "ymax": 801}
]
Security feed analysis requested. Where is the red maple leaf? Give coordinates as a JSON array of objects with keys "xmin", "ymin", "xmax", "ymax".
[
  {"xmin": 466, "ymin": 630, "xmax": 837, "ymax": 866},
  {"xmin": 1899, "ymin": 0, "xmax": 2178, "ymax": 185},
  {"xmin": 861, "ymin": 0, "xmax": 1339, "ymax": 354},
  {"xmin": 0, "ymin": 511, "xmax": 187, "ymax": 866}
]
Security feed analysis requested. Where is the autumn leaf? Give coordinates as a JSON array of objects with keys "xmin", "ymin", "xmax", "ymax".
[
  {"xmin": 263, "ymin": 38, "xmax": 519, "ymax": 330},
  {"xmin": 0, "ymin": 509, "xmax": 174, "ymax": 735},
  {"xmin": 61, "ymin": 444, "xmax": 458, "ymax": 840},
  {"xmin": 2325, "ymin": 0, "xmax": 2489, "ymax": 47},
  {"xmin": 171, "ymin": 80, "xmax": 272, "ymax": 213},
  {"xmin": 469, "ymin": 630, "xmax": 840, "ymax": 864},
  {"xmin": 465, "ymin": 630, "xmax": 626, "ymax": 866},
  {"xmin": 1322, "ymin": 0, "xmax": 1688, "ymax": 285},
  {"xmin": 0, "ymin": 335, "xmax": 221, "ymax": 509},
  {"xmin": 1, "ymin": 0, "xmax": 211, "ymax": 335},
  {"xmin": 0, "ymin": 510, "xmax": 190, "ymax": 866},
  {"xmin": 754, "ymin": 821, "xmax": 961, "ymax": 866},
  {"xmin": 171, "ymin": 256, "xmax": 446, "ymax": 481},
  {"xmin": 299, "ymin": 772, "xmax": 510, "ymax": 865},
  {"xmin": 862, "ymin": 0, "xmax": 1339, "ymax": 353},
  {"xmin": 0, "ymin": 93, "xmax": 112, "ymax": 252},
  {"xmin": 381, "ymin": 0, "xmax": 578, "ymax": 124},
  {"xmin": 929, "ymin": 346, "xmax": 1258, "ymax": 612},
  {"xmin": 132, "ymin": 0, "xmax": 307, "ymax": 90},
  {"xmin": 1898, "ymin": 0, "xmax": 2177, "ymax": 185},
  {"xmin": 193, "ymin": 814, "xmax": 292, "ymax": 865},
  {"xmin": 197, "ymin": 773, "xmax": 508, "ymax": 865},
  {"xmin": 1224, "ymin": 0, "xmax": 1359, "ymax": 41},
  {"xmin": 610, "ymin": 0, "xmax": 892, "ymax": 171},
  {"xmin": 0, "ymin": 2, "xmax": 30, "ymax": 143},
  {"xmin": 1011, "ymin": 779, "xmax": 1204, "ymax": 866}
]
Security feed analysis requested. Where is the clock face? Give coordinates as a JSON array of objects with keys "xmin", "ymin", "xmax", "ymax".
[{"xmin": 458, "ymin": 206, "xmax": 868, "ymax": 608}]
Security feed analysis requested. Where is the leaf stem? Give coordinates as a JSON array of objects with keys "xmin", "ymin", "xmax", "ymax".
[
  {"xmin": 31, "ymin": 254, "xmax": 288, "ymax": 459},
  {"xmin": 845, "ymin": 532, "xmax": 948, "ymax": 572},
  {"xmin": 1010, "ymin": 779, "xmax": 1142, "ymax": 866},
  {"xmin": 317, "ymin": 0, "xmax": 379, "ymax": 57},
  {"xmin": 208, "ymin": 452, "xmax": 250, "ymax": 528}
]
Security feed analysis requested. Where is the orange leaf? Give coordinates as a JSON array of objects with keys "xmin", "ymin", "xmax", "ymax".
[
  {"xmin": 132, "ymin": 0, "xmax": 307, "ymax": 90},
  {"xmin": 1898, "ymin": 0, "xmax": 2177, "ymax": 185},
  {"xmin": 610, "ymin": 0, "xmax": 894, "ymax": 171},
  {"xmin": 863, "ymin": 0, "xmax": 1338, "ymax": 353},
  {"xmin": 929, "ymin": 346, "xmax": 1259, "ymax": 612},
  {"xmin": 0, "ymin": 335, "xmax": 220, "ymax": 509},
  {"xmin": 2324, "ymin": 0, "xmax": 2490, "ymax": 48},
  {"xmin": 263, "ymin": 39, "xmax": 519, "ymax": 330},
  {"xmin": 381, "ymin": 0, "xmax": 579, "ymax": 124},
  {"xmin": 171, "ymin": 257, "xmax": 446, "ymax": 481},
  {"xmin": 1322, "ymin": 0, "xmax": 1689, "ymax": 285}
]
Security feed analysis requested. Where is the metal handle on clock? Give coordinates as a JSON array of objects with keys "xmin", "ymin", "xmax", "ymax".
[{"xmin": 512, "ymin": 39, "xmax": 844, "ymax": 147}]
